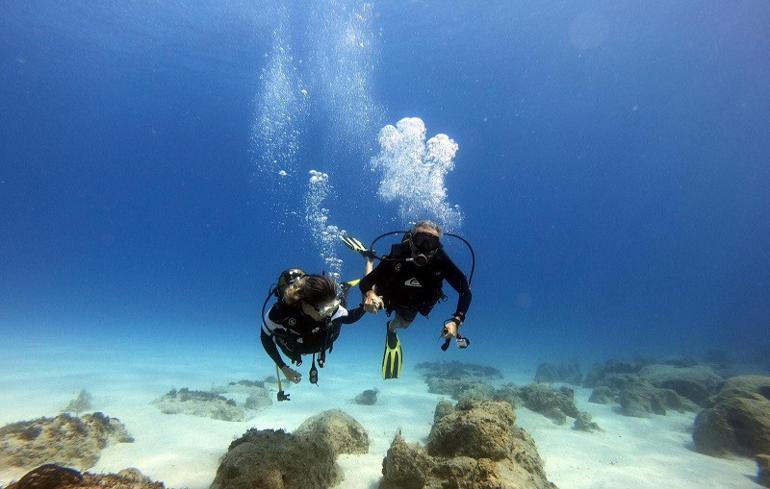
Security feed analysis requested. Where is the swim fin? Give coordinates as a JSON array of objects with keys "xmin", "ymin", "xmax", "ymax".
[
  {"xmin": 382, "ymin": 327, "xmax": 403, "ymax": 380},
  {"xmin": 340, "ymin": 235, "xmax": 375, "ymax": 259}
]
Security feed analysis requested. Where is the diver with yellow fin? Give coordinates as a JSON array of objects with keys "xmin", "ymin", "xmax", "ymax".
[{"xmin": 341, "ymin": 220, "xmax": 474, "ymax": 379}]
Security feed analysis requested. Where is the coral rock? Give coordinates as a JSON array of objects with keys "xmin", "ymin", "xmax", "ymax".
[
  {"xmin": 693, "ymin": 375, "xmax": 770, "ymax": 457},
  {"xmin": 0, "ymin": 413, "xmax": 133, "ymax": 471},
  {"xmin": 294, "ymin": 409, "xmax": 369, "ymax": 456},
  {"xmin": 211, "ymin": 429, "xmax": 340, "ymax": 489}
]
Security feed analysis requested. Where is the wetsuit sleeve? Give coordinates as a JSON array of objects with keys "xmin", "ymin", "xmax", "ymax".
[
  {"xmin": 261, "ymin": 329, "xmax": 286, "ymax": 368},
  {"xmin": 359, "ymin": 260, "xmax": 385, "ymax": 293},
  {"xmin": 260, "ymin": 304, "xmax": 287, "ymax": 368},
  {"xmin": 442, "ymin": 254, "xmax": 472, "ymax": 321},
  {"xmin": 337, "ymin": 305, "xmax": 366, "ymax": 325}
]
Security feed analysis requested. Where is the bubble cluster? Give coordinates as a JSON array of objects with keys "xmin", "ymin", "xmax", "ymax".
[
  {"xmin": 309, "ymin": 1, "xmax": 384, "ymax": 152},
  {"xmin": 371, "ymin": 117, "xmax": 463, "ymax": 230},
  {"xmin": 251, "ymin": 16, "xmax": 307, "ymax": 181},
  {"xmin": 304, "ymin": 170, "xmax": 345, "ymax": 278}
]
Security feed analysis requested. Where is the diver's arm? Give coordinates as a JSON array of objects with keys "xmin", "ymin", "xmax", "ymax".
[
  {"xmin": 337, "ymin": 304, "xmax": 366, "ymax": 325},
  {"xmin": 358, "ymin": 260, "xmax": 384, "ymax": 293},
  {"xmin": 443, "ymin": 254, "xmax": 472, "ymax": 323},
  {"xmin": 359, "ymin": 262, "xmax": 385, "ymax": 312},
  {"xmin": 260, "ymin": 329, "xmax": 286, "ymax": 368}
]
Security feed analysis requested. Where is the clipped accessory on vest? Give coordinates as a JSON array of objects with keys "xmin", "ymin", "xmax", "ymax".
[{"xmin": 309, "ymin": 353, "xmax": 319, "ymax": 385}]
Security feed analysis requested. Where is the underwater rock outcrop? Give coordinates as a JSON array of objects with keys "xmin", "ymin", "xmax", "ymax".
[
  {"xmin": 757, "ymin": 454, "xmax": 770, "ymax": 488},
  {"xmin": 211, "ymin": 429, "xmax": 340, "ymax": 489},
  {"xmin": 62, "ymin": 390, "xmax": 93, "ymax": 415},
  {"xmin": 151, "ymin": 388, "xmax": 246, "ymax": 421},
  {"xmin": 294, "ymin": 409, "xmax": 369, "ymax": 457},
  {"xmin": 638, "ymin": 364, "xmax": 723, "ymax": 406},
  {"xmin": 618, "ymin": 379, "xmax": 698, "ymax": 418},
  {"xmin": 0, "ymin": 413, "xmax": 133, "ymax": 472},
  {"xmin": 583, "ymin": 360, "xmax": 642, "ymax": 388},
  {"xmin": 494, "ymin": 383, "xmax": 601, "ymax": 430},
  {"xmin": 211, "ymin": 410, "xmax": 369, "ymax": 489},
  {"xmin": 573, "ymin": 411, "xmax": 601, "ymax": 432},
  {"xmin": 353, "ymin": 388, "xmax": 379, "ymax": 405},
  {"xmin": 7, "ymin": 464, "xmax": 164, "ymax": 489},
  {"xmin": 380, "ymin": 399, "xmax": 558, "ymax": 489},
  {"xmin": 534, "ymin": 362, "xmax": 583, "ymax": 385},
  {"xmin": 588, "ymin": 385, "xmax": 615, "ymax": 404},
  {"xmin": 417, "ymin": 361, "xmax": 502, "ymax": 401},
  {"xmin": 692, "ymin": 375, "xmax": 770, "ymax": 457},
  {"xmin": 584, "ymin": 362, "xmax": 700, "ymax": 417},
  {"xmin": 416, "ymin": 361, "xmax": 503, "ymax": 381},
  {"xmin": 212, "ymin": 379, "xmax": 273, "ymax": 412},
  {"xmin": 516, "ymin": 384, "xmax": 580, "ymax": 425}
]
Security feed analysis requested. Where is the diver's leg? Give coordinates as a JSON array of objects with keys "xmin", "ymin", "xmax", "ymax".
[{"xmin": 387, "ymin": 309, "xmax": 417, "ymax": 332}]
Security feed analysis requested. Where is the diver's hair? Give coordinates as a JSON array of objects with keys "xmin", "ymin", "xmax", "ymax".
[
  {"xmin": 411, "ymin": 220, "xmax": 443, "ymax": 238},
  {"xmin": 299, "ymin": 275, "xmax": 337, "ymax": 306}
]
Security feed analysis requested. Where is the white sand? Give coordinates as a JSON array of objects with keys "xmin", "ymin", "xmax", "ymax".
[{"xmin": 0, "ymin": 341, "xmax": 762, "ymax": 488}]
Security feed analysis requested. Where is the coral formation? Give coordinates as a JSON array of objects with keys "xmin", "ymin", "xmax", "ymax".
[
  {"xmin": 211, "ymin": 410, "xmax": 370, "ymax": 489},
  {"xmin": 7, "ymin": 464, "xmax": 164, "ymax": 489},
  {"xmin": 757, "ymin": 454, "xmax": 770, "ymax": 488},
  {"xmin": 210, "ymin": 429, "xmax": 340, "ymax": 489},
  {"xmin": 692, "ymin": 375, "xmax": 770, "ymax": 457},
  {"xmin": 353, "ymin": 388, "xmax": 378, "ymax": 405},
  {"xmin": 0, "ymin": 413, "xmax": 133, "ymax": 471},
  {"xmin": 381, "ymin": 399, "xmax": 558, "ymax": 489},
  {"xmin": 534, "ymin": 362, "xmax": 583, "ymax": 385},
  {"xmin": 294, "ymin": 409, "xmax": 369, "ymax": 456},
  {"xmin": 151, "ymin": 388, "xmax": 245, "ymax": 422},
  {"xmin": 62, "ymin": 390, "xmax": 93, "ymax": 415}
]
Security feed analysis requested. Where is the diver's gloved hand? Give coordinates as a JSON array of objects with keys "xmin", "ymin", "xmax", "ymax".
[
  {"xmin": 281, "ymin": 366, "xmax": 302, "ymax": 383},
  {"xmin": 363, "ymin": 290, "xmax": 384, "ymax": 313}
]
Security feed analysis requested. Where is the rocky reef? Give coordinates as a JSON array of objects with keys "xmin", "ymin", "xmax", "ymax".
[
  {"xmin": 758, "ymin": 454, "xmax": 770, "ymax": 488},
  {"xmin": 294, "ymin": 409, "xmax": 369, "ymax": 457},
  {"xmin": 417, "ymin": 361, "xmax": 601, "ymax": 432},
  {"xmin": 353, "ymin": 388, "xmax": 379, "ymax": 405},
  {"xmin": 151, "ymin": 388, "xmax": 246, "ymax": 422},
  {"xmin": 692, "ymin": 375, "xmax": 770, "ymax": 457},
  {"xmin": 584, "ymin": 359, "xmax": 724, "ymax": 417},
  {"xmin": 534, "ymin": 362, "xmax": 582, "ymax": 385},
  {"xmin": 155, "ymin": 379, "xmax": 274, "ymax": 420},
  {"xmin": 0, "ymin": 413, "xmax": 133, "ymax": 472},
  {"xmin": 417, "ymin": 361, "xmax": 502, "ymax": 401},
  {"xmin": 62, "ymin": 390, "xmax": 93, "ymax": 415},
  {"xmin": 211, "ymin": 409, "xmax": 369, "ymax": 489},
  {"xmin": 6, "ymin": 464, "xmax": 164, "ymax": 489},
  {"xmin": 380, "ymin": 399, "xmax": 558, "ymax": 489}
]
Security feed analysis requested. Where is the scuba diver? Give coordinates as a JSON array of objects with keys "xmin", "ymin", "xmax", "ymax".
[
  {"xmin": 341, "ymin": 220, "xmax": 473, "ymax": 379},
  {"xmin": 260, "ymin": 269, "xmax": 365, "ymax": 399}
]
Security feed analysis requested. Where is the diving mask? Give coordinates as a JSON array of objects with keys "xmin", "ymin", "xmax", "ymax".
[
  {"xmin": 411, "ymin": 232, "xmax": 440, "ymax": 253},
  {"xmin": 409, "ymin": 232, "xmax": 441, "ymax": 266},
  {"xmin": 302, "ymin": 299, "xmax": 340, "ymax": 320}
]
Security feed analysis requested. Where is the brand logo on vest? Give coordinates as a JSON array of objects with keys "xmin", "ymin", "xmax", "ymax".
[{"xmin": 404, "ymin": 277, "xmax": 422, "ymax": 287}]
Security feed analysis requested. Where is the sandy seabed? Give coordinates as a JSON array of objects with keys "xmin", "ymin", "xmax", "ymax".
[{"xmin": 0, "ymin": 340, "xmax": 761, "ymax": 489}]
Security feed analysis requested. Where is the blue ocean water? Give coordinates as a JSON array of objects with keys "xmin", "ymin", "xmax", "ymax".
[{"xmin": 1, "ymin": 0, "xmax": 769, "ymax": 373}]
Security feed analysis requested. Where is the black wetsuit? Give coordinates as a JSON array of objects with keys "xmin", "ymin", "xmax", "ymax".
[
  {"xmin": 261, "ymin": 301, "xmax": 365, "ymax": 368},
  {"xmin": 358, "ymin": 242, "xmax": 472, "ymax": 321}
]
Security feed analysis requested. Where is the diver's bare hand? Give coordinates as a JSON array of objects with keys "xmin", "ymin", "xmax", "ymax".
[
  {"xmin": 281, "ymin": 366, "xmax": 302, "ymax": 383},
  {"xmin": 442, "ymin": 321, "xmax": 458, "ymax": 339},
  {"xmin": 363, "ymin": 291, "xmax": 384, "ymax": 313}
]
